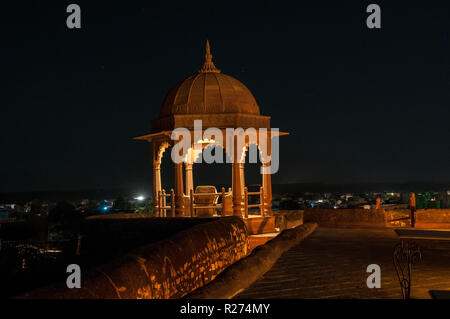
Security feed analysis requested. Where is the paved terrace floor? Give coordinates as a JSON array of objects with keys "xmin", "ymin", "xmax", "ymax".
[{"xmin": 236, "ymin": 227, "xmax": 450, "ymax": 299}]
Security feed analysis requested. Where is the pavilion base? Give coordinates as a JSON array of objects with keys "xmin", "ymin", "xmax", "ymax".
[
  {"xmin": 248, "ymin": 232, "xmax": 279, "ymax": 252},
  {"xmin": 243, "ymin": 215, "xmax": 276, "ymax": 235},
  {"xmin": 243, "ymin": 215, "xmax": 280, "ymax": 252}
]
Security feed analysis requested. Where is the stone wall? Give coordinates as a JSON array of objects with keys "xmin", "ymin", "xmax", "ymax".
[
  {"xmin": 18, "ymin": 216, "xmax": 249, "ymax": 299},
  {"xmin": 416, "ymin": 209, "xmax": 450, "ymax": 228},
  {"xmin": 384, "ymin": 209, "xmax": 409, "ymax": 227},
  {"xmin": 303, "ymin": 208, "xmax": 387, "ymax": 227},
  {"xmin": 304, "ymin": 208, "xmax": 450, "ymax": 228},
  {"xmin": 384, "ymin": 209, "xmax": 450, "ymax": 228},
  {"xmin": 273, "ymin": 210, "xmax": 304, "ymax": 231}
]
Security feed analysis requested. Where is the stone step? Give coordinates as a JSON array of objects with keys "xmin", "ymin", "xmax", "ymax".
[
  {"xmin": 248, "ymin": 232, "xmax": 279, "ymax": 252},
  {"xmin": 243, "ymin": 215, "xmax": 276, "ymax": 235}
]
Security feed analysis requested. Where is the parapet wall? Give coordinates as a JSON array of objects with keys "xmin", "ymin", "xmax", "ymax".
[
  {"xmin": 19, "ymin": 216, "xmax": 249, "ymax": 299},
  {"xmin": 416, "ymin": 209, "xmax": 450, "ymax": 228},
  {"xmin": 303, "ymin": 208, "xmax": 387, "ymax": 227},
  {"xmin": 304, "ymin": 208, "xmax": 450, "ymax": 228},
  {"xmin": 273, "ymin": 210, "xmax": 304, "ymax": 231}
]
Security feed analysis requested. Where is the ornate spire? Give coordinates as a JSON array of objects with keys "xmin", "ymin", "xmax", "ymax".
[{"xmin": 198, "ymin": 40, "xmax": 221, "ymax": 73}]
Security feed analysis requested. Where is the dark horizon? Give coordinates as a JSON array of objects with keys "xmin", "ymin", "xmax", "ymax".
[
  {"xmin": 1, "ymin": 1, "xmax": 449, "ymax": 193},
  {"xmin": 1, "ymin": 180, "xmax": 448, "ymax": 204}
]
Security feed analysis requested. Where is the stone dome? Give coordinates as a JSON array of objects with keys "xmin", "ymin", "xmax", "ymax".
[
  {"xmin": 151, "ymin": 41, "xmax": 270, "ymax": 132},
  {"xmin": 159, "ymin": 41, "xmax": 260, "ymax": 118}
]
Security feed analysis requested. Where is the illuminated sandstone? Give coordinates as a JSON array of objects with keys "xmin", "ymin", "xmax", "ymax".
[{"xmin": 135, "ymin": 41, "xmax": 288, "ymax": 218}]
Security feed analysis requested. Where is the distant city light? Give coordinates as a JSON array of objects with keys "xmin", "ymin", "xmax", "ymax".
[{"xmin": 135, "ymin": 196, "xmax": 145, "ymax": 201}]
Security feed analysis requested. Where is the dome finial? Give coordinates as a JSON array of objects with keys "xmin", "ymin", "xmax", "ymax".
[
  {"xmin": 199, "ymin": 40, "xmax": 221, "ymax": 73},
  {"xmin": 205, "ymin": 40, "xmax": 211, "ymax": 60}
]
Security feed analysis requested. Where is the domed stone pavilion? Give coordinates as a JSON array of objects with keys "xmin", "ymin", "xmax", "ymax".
[{"xmin": 135, "ymin": 41, "xmax": 288, "ymax": 220}]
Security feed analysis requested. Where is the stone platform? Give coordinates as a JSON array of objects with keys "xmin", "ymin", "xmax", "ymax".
[
  {"xmin": 243, "ymin": 211, "xmax": 304, "ymax": 251},
  {"xmin": 236, "ymin": 227, "xmax": 450, "ymax": 299},
  {"xmin": 243, "ymin": 215, "xmax": 277, "ymax": 251}
]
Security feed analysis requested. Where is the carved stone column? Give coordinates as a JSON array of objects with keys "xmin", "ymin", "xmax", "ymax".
[
  {"xmin": 152, "ymin": 141, "xmax": 164, "ymax": 216},
  {"xmin": 239, "ymin": 162, "xmax": 245, "ymax": 198},
  {"xmin": 262, "ymin": 162, "xmax": 272, "ymax": 216},
  {"xmin": 174, "ymin": 163, "xmax": 184, "ymax": 216},
  {"xmin": 232, "ymin": 162, "xmax": 243, "ymax": 217},
  {"xmin": 185, "ymin": 163, "xmax": 194, "ymax": 196},
  {"xmin": 153, "ymin": 161, "xmax": 161, "ymax": 204}
]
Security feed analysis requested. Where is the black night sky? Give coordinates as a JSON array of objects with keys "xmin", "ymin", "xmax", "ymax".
[{"xmin": 1, "ymin": 1, "xmax": 449, "ymax": 194}]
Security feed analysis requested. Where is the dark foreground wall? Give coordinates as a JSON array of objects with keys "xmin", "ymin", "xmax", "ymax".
[
  {"xmin": 79, "ymin": 216, "xmax": 225, "ymax": 265},
  {"xmin": 18, "ymin": 216, "xmax": 248, "ymax": 299},
  {"xmin": 0, "ymin": 216, "xmax": 48, "ymax": 241}
]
